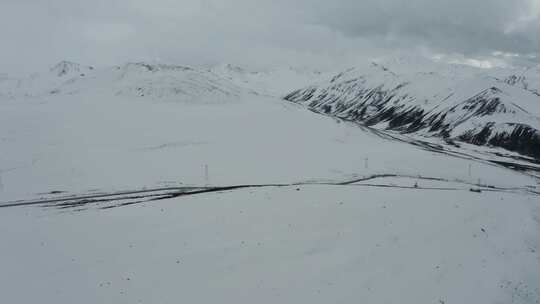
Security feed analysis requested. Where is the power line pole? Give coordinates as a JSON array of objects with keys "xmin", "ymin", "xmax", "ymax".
[{"xmin": 204, "ymin": 164, "xmax": 209, "ymax": 186}]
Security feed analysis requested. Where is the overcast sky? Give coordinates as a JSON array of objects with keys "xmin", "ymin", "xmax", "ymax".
[{"xmin": 1, "ymin": 0, "xmax": 539, "ymax": 74}]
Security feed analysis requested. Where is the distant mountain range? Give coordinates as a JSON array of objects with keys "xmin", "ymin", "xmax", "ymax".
[{"xmin": 1, "ymin": 57, "xmax": 539, "ymax": 160}]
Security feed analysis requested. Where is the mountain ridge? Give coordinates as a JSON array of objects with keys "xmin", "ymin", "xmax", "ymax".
[{"xmin": 284, "ymin": 59, "xmax": 540, "ymax": 159}]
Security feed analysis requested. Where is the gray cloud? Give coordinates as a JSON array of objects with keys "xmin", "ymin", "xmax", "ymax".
[
  {"xmin": 1, "ymin": 0, "xmax": 539, "ymax": 74},
  {"xmin": 312, "ymin": 0, "xmax": 540, "ymax": 54}
]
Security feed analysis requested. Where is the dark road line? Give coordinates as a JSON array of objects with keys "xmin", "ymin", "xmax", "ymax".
[{"xmin": 1, "ymin": 175, "xmax": 538, "ymax": 210}]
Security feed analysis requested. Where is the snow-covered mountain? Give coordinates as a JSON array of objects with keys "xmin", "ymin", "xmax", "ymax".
[
  {"xmin": 211, "ymin": 63, "xmax": 328, "ymax": 97},
  {"xmin": 0, "ymin": 61, "xmax": 329, "ymax": 102},
  {"xmin": 285, "ymin": 58, "xmax": 540, "ymax": 160},
  {"xmin": 0, "ymin": 61, "xmax": 96, "ymax": 98},
  {"xmin": 495, "ymin": 66, "xmax": 540, "ymax": 98},
  {"xmin": 0, "ymin": 61, "xmax": 247, "ymax": 102},
  {"xmin": 2, "ymin": 59, "xmax": 539, "ymax": 161},
  {"xmin": 49, "ymin": 60, "xmax": 95, "ymax": 77},
  {"xmin": 3, "ymin": 58, "xmax": 539, "ymax": 201}
]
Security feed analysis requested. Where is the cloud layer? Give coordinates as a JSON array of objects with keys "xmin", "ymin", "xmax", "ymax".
[{"xmin": 1, "ymin": 0, "xmax": 539, "ymax": 74}]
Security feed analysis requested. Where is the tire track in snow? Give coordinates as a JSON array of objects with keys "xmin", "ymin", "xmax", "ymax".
[{"xmin": 1, "ymin": 174, "xmax": 538, "ymax": 211}]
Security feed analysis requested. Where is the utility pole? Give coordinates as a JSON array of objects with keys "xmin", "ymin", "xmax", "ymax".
[
  {"xmin": 364, "ymin": 157, "xmax": 369, "ymax": 170},
  {"xmin": 204, "ymin": 164, "xmax": 209, "ymax": 186}
]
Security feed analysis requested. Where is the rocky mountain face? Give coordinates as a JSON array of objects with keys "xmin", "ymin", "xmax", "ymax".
[{"xmin": 285, "ymin": 60, "xmax": 540, "ymax": 160}]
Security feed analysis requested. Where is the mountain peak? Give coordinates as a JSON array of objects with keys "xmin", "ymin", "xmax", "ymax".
[
  {"xmin": 50, "ymin": 61, "xmax": 94, "ymax": 77},
  {"xmin": 121, "ymin": 62, "xmax": 193, "ymax": 73}
]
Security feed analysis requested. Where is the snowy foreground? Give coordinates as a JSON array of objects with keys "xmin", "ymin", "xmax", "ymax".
[
  {"xmin": 1, "ymin": 185, "xmax": 539, "ymax": 303},
  {"xmin": 1, "ymin": 60, "xmax": 540, "ymax": 303}
]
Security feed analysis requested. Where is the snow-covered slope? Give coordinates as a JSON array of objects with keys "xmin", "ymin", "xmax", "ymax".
[
  {"xmin": 211, "ymin": 64, "xmax": 328, "ymax": 97},
  {"xmin": 50, "ymin": 60, "xmax": 95, "ymax": 77},
  {"xmin": 3, "ymin": 90, "xmax": 537, "ymax": 202},
  {"xmin": 1, "ymin": 58, "xmax": 539, "ymax": 201},
  {"xmin": 0, "ymin": 61, "xmax": 96, "ymax": 98},
  {"xmin": 494, "ymin": 65, "xmax": 540, "ymax": 97},
  {"xmin": 285, "ymin": 59, "xmax": 540, "ymax": 159}
]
